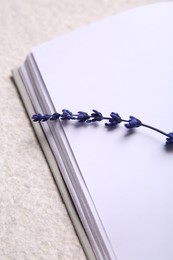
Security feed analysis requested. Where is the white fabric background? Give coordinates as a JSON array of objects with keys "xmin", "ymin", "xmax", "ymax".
[{"xmin": 0, "ymin": 0, "xmax": 165, "ymax": 259}]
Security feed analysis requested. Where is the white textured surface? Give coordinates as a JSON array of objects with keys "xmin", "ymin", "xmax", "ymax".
[{"xmin": 0, "ymin": 0, "xmax": 164, "ymax": 259}]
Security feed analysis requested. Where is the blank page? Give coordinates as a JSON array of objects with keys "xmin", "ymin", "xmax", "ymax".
[{"xmin": 32, "ymin": 3, "xmax": 173, "ymax": 259}]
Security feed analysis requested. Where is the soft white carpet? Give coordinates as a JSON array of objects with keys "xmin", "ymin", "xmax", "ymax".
[{"xmin": 0, "ymin": 0, "xmax": 164, "ymax": 259}]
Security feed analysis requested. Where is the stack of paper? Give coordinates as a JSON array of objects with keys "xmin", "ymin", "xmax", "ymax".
[{"xmin": 14, "ymin": 2, "xmax": 173, "ymax": 259}]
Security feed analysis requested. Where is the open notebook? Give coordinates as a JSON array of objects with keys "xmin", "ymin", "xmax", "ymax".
[{"xmin": 13, "ymin": 2, "xmax": 173, "ymax": 260}]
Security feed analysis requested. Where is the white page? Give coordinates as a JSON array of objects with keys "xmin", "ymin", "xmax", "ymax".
[{"xmin": 32, "ymin": 3, "xmax": 173, "ymax": 260}]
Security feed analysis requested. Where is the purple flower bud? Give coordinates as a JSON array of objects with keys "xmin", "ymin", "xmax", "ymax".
[
  {"xmin": 61, "ymin": 109, "xmax": 73, "ymax": 120},
  {"xmin": 50, "ymin": 112, "xmax": 61, "ymax": 120},
  {"xmin": 87, "ymin": 109, "xmax": 103, "ymax": 122},
  {"xmin": 77, "ymin": 111, "xmax": 90, "ymax": 122},
  {"xmin": 125, "ymin": 116, "xmax": 142, "ymax": 128},
  {"xmin": 32, "ymin": 113, "xmax": 43, "ymax": 122},
  {"xmin": 41, "ymin": 114, "xmax": 51, "ymax": 121},
  {"xmin": 105, "ymin": 112, "xmax": 122, "ymax": 127},
  {"xmin": 166, "ymin": 132, "xmax": 173, "ymax": 145}
]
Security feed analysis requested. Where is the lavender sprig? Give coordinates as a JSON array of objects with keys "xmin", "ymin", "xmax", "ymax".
[{"xmin": 32, "ymin": 109, "xmax": 173, "ymax": 146}]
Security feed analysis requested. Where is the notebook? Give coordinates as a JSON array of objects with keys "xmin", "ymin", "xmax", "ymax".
[{"xmin": 13, "ymin": 2, "xmax": 173, "ymax": 259}]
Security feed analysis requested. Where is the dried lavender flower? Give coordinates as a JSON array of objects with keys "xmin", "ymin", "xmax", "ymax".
[
  {"xmin": 166, "ymin": 132, "xmax": 173, "ymax": 145},
  {"xmin": 32, "ymin": 109, "xmax": 173, "ymax": 147},
  {"xmin": 77, "ymin": 111, "xmax": 90, "ymax": 122},
  {"xmin": 124, "ymin": 116, "xmax": 142, "ymax": 128},
  {"xmin": 87, "ymin": 110, "xmax": 103, "ymax": 122},
  {"xmin": 50, "ymin": 112, "xmax": 61, "ymax": 120},
  {"xmin": 32, "ymin": 113, "xmax": 42, "ymax": 122},
  {"xmin": 61, "ymin": 109, "xmax": 73, "ymax": 120},
  {"xmin": 105, "ymin": 112, "xmax": 122, "ymax": 127}
]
